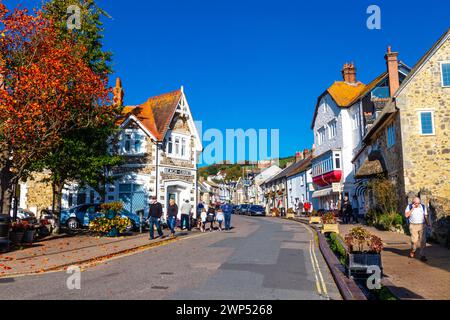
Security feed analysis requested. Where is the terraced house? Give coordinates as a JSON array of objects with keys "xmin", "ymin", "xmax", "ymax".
[
  {"xmin": 310, "ymin": 57, "xmax": 411, "ymax": 213},
  {"xmin": 353, "ymin": 29, "xmax": 450, "ymax": 244}
]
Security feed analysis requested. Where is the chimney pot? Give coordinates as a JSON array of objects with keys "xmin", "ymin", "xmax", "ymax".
[
  {"xmin": 342, "ymin": 62, "xmax": 357, "ymax": 84},
  {"xmin": 385, "ymin": 47, "xmax": 400, "ymax": 97}
]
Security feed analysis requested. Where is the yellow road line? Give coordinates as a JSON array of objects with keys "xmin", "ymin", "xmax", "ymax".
[{"xmin": 309, "ymin": 239, "xmax": 323, "ymax": 296}]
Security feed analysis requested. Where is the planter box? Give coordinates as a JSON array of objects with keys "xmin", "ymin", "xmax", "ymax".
[
  {"xmin": 309, "ymin": 217, "xmax": 321, "ymax": 224},
  {"xmin": 23, "ymin": 229, "xmax": 36, "ymax": 244},
  {"xmin": 321, "ymin": 223, "xmax": 339, "ymax": 234},
  {"xmin": 286, "ymin": 213, "xmax": 295, "ymax": 219},
  {"xmin": 10, "ymin": 231, "xmax": 24, "ymax": 245},
  {"xmin": 346, "ymin": 253, "xmax": 382, "ymax": 279}
]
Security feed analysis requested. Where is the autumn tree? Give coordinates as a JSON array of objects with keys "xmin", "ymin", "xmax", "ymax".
[
  {"xmin": 0, "ymin": 3, "xmax": 113, "ymax": 215},
  {"xmin": 30, "ymin": 0, "xmax": 122, "ymax": 231}
]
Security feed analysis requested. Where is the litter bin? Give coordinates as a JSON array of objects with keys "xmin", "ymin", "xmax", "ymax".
[{"xmin": 0, "ymin": 214, "xmax": 11, "ymax": 253}]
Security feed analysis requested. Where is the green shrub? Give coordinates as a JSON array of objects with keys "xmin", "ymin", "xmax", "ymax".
[
  {"xmin": 376, "ymin": 211, "xmax": 404, "ymax": 231},
  {"xmin": 329, "ymin": 232, "xmax": 347, "ymax": 265}
]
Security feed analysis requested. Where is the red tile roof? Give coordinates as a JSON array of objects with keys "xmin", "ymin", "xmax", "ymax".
[{"xmin": 121, "ymin": 89, "xmax": 182, "ymax": 141}]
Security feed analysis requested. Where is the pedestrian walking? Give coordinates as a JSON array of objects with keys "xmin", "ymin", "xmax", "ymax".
[
  {"xmin": 405, "ymin": 197, "xmax": 429, "ymax": 262},
  {"xmin": 180, "ymin": 199, "xmax": 192, "ymax": 231},
  {"xmin": 147, "ymin": 196, "xmax": 164, "ymax": 240},
  {"xmin": 206, "ymin": 204, "xmax": 216, "ymax": 232},
  {"xmin": 200, "ymin": 208, "xmax": 207, "ymax": 232},
  {"xmin": 167, "ymin": 198, "xmax": 178, "ymax": 237},
  {"xmin": 340, "ymin": 196, "xmax": 352, "ymax": 224},
  {"xmin": 216, "ymin": 208, "xmax": 224, "ymax": 231},
  {"xmin": 221, "ymin": 202, "xmax": 233, "ymax": 230}
]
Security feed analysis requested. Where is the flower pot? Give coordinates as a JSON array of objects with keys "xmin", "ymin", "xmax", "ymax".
[
  {"xmin": 106, "ymin": 227, "xmax": 119, "ymax": 237},
  {"xmin": 309, "ymin": 217, "xmax": 321, "ymax": 224},
  {"xmin": 23, "ymin": 229, "xmax": 36, "ymax": 244},
  {"xmin": 322, "ymin": 223, "xmax": 340, "ymax": 234},
  {"xmin": 10, "ymin": 231, "xmax": 24, "ymax": 244},
  {"xmin": 346, "ymin": 253, "xmax": 382, "ymax": 278}
]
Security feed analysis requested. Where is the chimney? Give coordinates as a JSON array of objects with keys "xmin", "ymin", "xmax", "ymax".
[
  {"xmin": 303, "ymin": 148, "xmax": 310, "ymax": 159},
  {"xmin": 295, "ymin": 151, "xmax": 304, "ymax": 163},
  {"xmin": 385, "ymin": 46, "xmax": 399, "ymax": 97},
  {"xmin": 341, "ymin": 62, "xmax": 357, "ymax": 84},
  {"xmin": 113, "ymin": 77, "xmax": 125, "ymax": 107}
]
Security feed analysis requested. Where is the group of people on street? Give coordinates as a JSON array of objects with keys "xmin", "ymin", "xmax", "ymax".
[{"xmin": 146, "ymin": 196, "xmax": 233, "ymax": 240}]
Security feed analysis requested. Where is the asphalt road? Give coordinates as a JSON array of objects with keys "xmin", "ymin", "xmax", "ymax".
[{"xmin": 0, "ymin": 215, "xmax": 341, "ymax": 300}]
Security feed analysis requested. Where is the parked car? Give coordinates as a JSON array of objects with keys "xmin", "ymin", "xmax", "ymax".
[
  {"xmin": 60, "ymin": 204, "xmax": 143, "ymax": 231},
  {"xmin": 10, "ymin": 208, "xmax": 38, "ymax": 225},
  {"xmin": 246, "ymin": 205, "xmax": 265, "ymax": 216},
  {"xmin": 236, "ymin": 204, "xmax": 250, "ymax": 215}
]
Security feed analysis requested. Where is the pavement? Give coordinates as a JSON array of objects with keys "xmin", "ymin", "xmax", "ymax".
[
  {"xmin": 338, "ymin": 223, "xmax": 450, "ymax": 300},
  {"xmin": 0, "ymin": 215, "xmax": 341, "ymax": 300},
  {"xmin": 0, "ymin": 229, "xmax": 189, "ymax": 277}
]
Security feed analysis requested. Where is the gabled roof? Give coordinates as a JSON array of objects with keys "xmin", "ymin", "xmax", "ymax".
[
  {"xmin": 264, "ymin": 156, "xmax": 312, "ymax": 184},
  {"xmin": 286, "ymin": 156, "xmax": 313, "ymax": 178},
  {"xmin": 122, "ymin": 89, "xmax": 182, "ymax": 141},
  {"xmin": 394, "ymin": 28, "xmax": 450, "ymax": 98},
  {"xmin": 311, "ymin": 81, "xmax": 366, "ymax": 129},
  {"xmin": 327, "ymin": 81, "xmax": 366, "ymax": 107}
]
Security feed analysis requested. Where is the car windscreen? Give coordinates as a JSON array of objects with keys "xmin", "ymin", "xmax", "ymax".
[{"xmin": 251, "ymin": 206, "xmax": 264, "ymax": 211}]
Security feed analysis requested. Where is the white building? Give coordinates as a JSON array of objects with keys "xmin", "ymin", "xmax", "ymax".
[
  {"xmin": 253, "ymin": 165, "xmax": 282, "ymax": 204},
  {"xmin": 310, "ymin": 62, "xmax": 410, "ymax": 212},
  {"xmin": 286, "ymin": 152, "xmax": 314, "ymax": 212}
]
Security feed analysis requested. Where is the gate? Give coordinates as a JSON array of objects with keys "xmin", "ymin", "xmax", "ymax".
[{"xmin": 118, "ymin": 183, "xmax": 146, "ymax": 214}]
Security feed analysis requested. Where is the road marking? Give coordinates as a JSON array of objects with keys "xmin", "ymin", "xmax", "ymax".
[
  {"xmin": 291, "ymin": 219, "xmax": 329, "ymax": 299},
  {"xmin": 311, "ymin": 239, "xmax": 329, "ymax": 298},
  {"xmin": 309, "ymin": 239, "xmax": 323, "ymax": 296}
]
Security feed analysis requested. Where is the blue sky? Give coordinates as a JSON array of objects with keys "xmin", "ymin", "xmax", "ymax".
[{"xmin": 7, "ymin": 0, "xmax": 450, "ymax": 163}]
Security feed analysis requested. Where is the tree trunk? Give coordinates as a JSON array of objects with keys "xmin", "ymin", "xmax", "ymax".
[
  {"xmin": 0, "ymin": 164, "xmax": 14, "ymax": 217},
  {"xmin": 52, "ymin": 179, "xmax": 65, "ymax": 234}
]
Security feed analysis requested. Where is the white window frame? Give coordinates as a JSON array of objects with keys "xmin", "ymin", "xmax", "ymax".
[
  {"xmin": 351, "ymin": 113, "xmax": 360, "ymax": 130},
  {"xmin": 387, "ymin": 123, "xmax": 396, "ymax": 148},
  {"xmin": 166, "ymin": 132, "xmax": 190, "ymax": 160},
  {"xmin": 328, "ymin": 120, "xmax": 337, "ymax": 139},
  {"xmin": 440, "ymin": 61, "xmax": 450, "ymax": 88},
  {"xmin": 120, "ymin": 129, "xmax": 146, "ymax": 155},
  {"xmin": 418, "ymin": 109, "xmax": 436, "ymax": 136},
  {"xmin": 317, "ymin": 127, "xmax": 326, "ymax": 145}
]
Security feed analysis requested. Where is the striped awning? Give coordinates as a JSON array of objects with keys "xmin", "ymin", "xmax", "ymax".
[
  {"xmin": 312, "ymin": 187, "xmax": 335, "ymax": 198},
  {"xmin": 354, "ymin": 183, "xmax": 367, "ymax": 197}
]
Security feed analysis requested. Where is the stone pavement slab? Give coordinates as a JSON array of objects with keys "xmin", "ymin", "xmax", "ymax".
[{"xmin": 339, "ymin": 224, "xmax": 450, "ymax": 300}]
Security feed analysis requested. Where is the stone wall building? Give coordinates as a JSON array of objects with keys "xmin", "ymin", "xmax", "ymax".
[{"xmin": 354, "ymin": 29, "xmax": 450, "ymax": 244}]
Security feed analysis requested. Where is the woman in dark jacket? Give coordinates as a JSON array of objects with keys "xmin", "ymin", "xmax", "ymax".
[{"xmin": 206, "ymin": 204, "xmax": 216, "ymax": 232}]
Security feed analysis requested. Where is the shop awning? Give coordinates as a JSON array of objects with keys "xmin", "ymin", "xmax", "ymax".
[{"xmin": 312, "ymin": 187, "xmax": 335, "ymax": 198}]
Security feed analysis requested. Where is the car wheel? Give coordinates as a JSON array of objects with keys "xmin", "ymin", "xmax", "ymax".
[
  {"xmin": 126, "ymin": 220, "xmax": 136, "ymax": 232},
  {"xmin": 67, "ymin": 218, "xmax": 80, "ymax": 230}
]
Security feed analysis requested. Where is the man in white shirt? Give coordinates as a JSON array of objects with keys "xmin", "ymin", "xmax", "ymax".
[{"xmin": 405, "ymin": 197, "xmax": 429, "ymax": 262}]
